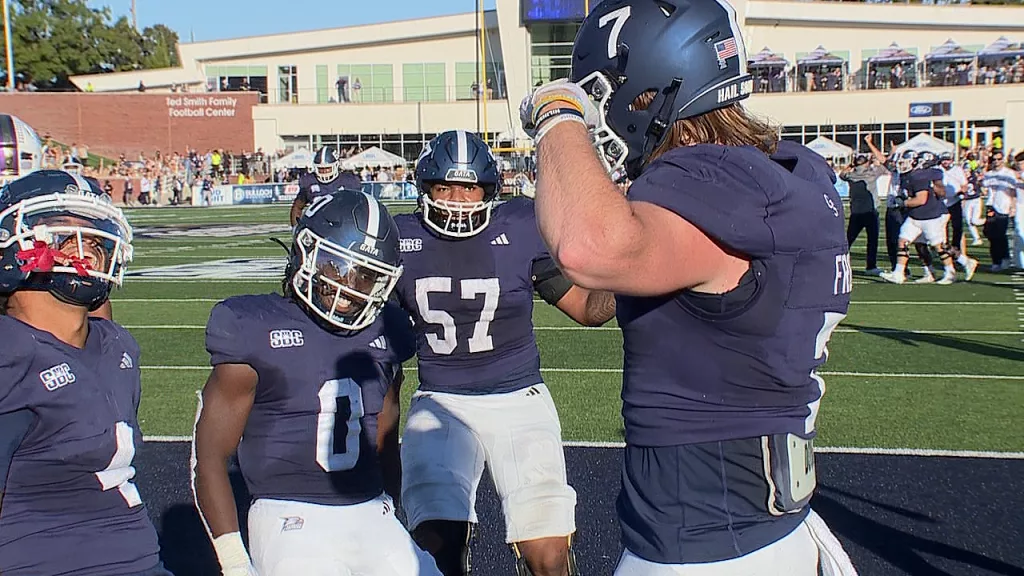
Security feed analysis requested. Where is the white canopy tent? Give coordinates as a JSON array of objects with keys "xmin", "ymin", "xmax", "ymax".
[
  {"xmin": 272, "ymin": 147, "xmax": 313, "ymax": 170},
  {"xmin": 341, "ymin": 146, "xmax": 407, "ymax": 170},
  {"xmin": 806, "ymin": 136, "xmax": 854, "ymax": 162},
  {"xmin": 893, "ymin": 133, "xmax": 955, "ymax": 156}
]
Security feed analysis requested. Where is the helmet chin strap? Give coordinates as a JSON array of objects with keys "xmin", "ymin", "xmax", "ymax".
[{"xmin": 633, "ymin": 77, "xmax": 682, "ymax": 177}]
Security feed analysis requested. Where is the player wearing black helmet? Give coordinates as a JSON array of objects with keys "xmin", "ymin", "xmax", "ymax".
[{"xmin": 522, "ymin": 0, "xmax": 856, "ymax": 573}]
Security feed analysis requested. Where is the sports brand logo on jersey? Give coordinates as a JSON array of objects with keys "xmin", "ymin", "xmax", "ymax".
[
  {"xmin": 269, "ymin": 329, "xmax": 305, "ymax": 349},
  {"xmin": 368, "ymin": 335, "xmax": 388, "ymax": 350},
  {"xmin": 400, "ymin": 238, "xmax": 423, "ymax": 253},
  {"xmin": 40, "ymin": 363, "xmax": 76, "ymax": 391},
  {"xmin": 490, "ymin": 233, "xmax": 510, "ymax": 246},
  {"xmin": 120, "ymin": 352, "xmax": 134, "ymax": 370}
]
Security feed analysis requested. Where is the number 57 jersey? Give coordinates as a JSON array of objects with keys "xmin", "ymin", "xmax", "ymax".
[
  {"xmin": 203, "ymin": 294, "xmax": 415, "ymax": 505},
  {"xmin": 393, "ymin": 197, "xmax": 550, "ymax": 395}
]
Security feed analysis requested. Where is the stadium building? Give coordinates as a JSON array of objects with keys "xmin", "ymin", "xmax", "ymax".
[{"xmin": 70, "ymin": 0, "xmax": 1024, "ymax": 159}]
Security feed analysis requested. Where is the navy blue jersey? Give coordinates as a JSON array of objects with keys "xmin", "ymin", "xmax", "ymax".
[
  {"xmin": 296, "ymin": 171, "xmax": 363, "ymax": 203},
  {"xmin": 963, "ymin": 170, "xmax": 984, "ymax": 200},
  {"xmin": 905, "ymin": 167, "xmax": 947, "ymax": 221},
  {"xmin": 393, "ymin": 197, "xmax": 549, "ymax": 394},
  {"xmin": 205, "ymin": 294, "xmax": 414, "ymax": 506},
  {"xmin": 0, "ymin": 316, "xmax": 161, "ymax": 576},
  {"xmin": 618, "ymin": 141, "xmax": 852, "ymax": 447}
]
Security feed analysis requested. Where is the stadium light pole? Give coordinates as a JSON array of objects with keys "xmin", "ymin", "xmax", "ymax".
[
  {"xmin": 475, "ymin": 0, "xmax": 481, "ymax": 135},
  {"xmin": 2, "ymin": 0, "xmax": 13, "ymax": 92}
]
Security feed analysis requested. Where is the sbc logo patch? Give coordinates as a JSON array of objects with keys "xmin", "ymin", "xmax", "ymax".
[
  {"xmin": 40, "ymin": 363, "xmax": 76, "ymax": 392},
  {"xmin": 269, "ymin": 329, "xmax": 305, "ymax": 349}
]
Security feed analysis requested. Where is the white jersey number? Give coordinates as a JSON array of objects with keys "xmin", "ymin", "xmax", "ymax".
[
  {"xmin": 95, "ymin": 421, "xmax": 143, "ymax": 507},
  {"xmin": 415, "ymin": 276, "xmax": 500, "ymax": 355},
  {"xmin": 315, "ymin": 378, "xmax": 365, "ymax": 472}
]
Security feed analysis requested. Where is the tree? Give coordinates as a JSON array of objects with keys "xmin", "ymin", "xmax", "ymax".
[{"xmin": 0, "ymin": 0, "xmax": 179, "ymax": 89}]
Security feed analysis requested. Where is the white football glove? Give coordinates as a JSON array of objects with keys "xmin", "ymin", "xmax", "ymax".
[
  {"xmin": 520, "ymin": 79, "xmax": 600, "ymax": 142},
  {"xmin": 212, "ymin": 532, "xmax": 259, "ymax": 576}
]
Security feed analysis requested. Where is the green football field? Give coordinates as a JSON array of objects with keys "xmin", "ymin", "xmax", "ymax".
[{"xmin": 118, "ymin": 204, "xmax": 1024, "ymax": 453}]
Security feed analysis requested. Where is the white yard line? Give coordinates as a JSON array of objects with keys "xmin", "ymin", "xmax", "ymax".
[
  {"xmin": 122, "ymin": 324, "xmax": 1023, "ymax": 336},
  {"xmin": 139, "ymin": 365, "xmax": 1024, "ymax": 380},
  {"xmin": 138, "ymin": 435, "xmax": 1024, "ymax": 459}
]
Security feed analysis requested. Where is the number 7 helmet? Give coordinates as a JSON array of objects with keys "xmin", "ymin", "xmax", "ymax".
[
  {"xmin": 569, "ymin": 0, "xmax": 753, "ymax": 180},
  {"xmin": 288, "ymin": 190, "xmax": 403, "ymax": 331}
]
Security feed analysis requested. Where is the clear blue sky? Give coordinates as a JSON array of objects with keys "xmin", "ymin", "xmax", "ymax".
[{"xmin": 88, "ymin": 0, "xmax": 497, "ymax": 42}]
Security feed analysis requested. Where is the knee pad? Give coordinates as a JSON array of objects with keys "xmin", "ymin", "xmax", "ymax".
[
  {"xmin": 938, "ymin": 243, "xmax": 954, "ymax": 260},
  {"xmin": 503, "ymin": 481, "xmax": 577, "ymax": 543},
  {"xmin": 414, "ymin": 521, "xmax": 474, "ymax": 576},
  {"xmin": 510, "ymin": 534, "xmax": 579, "ymax": 576}
]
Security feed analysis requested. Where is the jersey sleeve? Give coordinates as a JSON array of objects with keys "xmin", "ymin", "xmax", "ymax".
[
  {"xmin": 628, "ymin": 146, "xmax": 775, "ymax": 258},
  {"xmin": 378, "ymin": 303, "xmax": 416, "ymax": 365},
  {"xmin": 0, "ymin": 409, "xmax": 34, "ymax": 492},
  {"xmin": 0, "ymin": 331, "xmax": 33, "ymax": 412},
  {"xmin": 205, "ymin": 301, "xmax": 253, "ymax": 366}
]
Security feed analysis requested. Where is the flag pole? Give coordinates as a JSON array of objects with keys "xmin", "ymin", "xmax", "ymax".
[{"xmin": 3, "ymin": 0, "xmax": 14, "ymax": 92}]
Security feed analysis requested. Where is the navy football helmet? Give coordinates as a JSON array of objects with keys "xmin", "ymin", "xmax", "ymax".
[
  {"xmin": 896, "ymin": 150, "xmax": 918, "ymax": 174},
  {"xmin": 289, "ymin": 189, "xmax": 402, "ymax": 331},
  {"xmin": 570, "ymin": 0, "xmax": 753, "ymax": 180},
  {"xmin": 312, "ymin": 146, "xmax": 341, "ymax": 184},
  {"xmin": 415, "ymin": 130, "xmax": 501, "ymax": 238},
  {"xmin": 0, "ymin": 170, "xmax": 133, "ymax": 310},
  {"xmin": 916, "ymin": 151, "xmax": 938, "ymax": 170}
]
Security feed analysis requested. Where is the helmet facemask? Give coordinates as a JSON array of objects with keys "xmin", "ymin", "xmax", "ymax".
[
  {"xmin": 420, "ymin": 182, "xmax": 495, "ymax": 239},
  {"xmin": 291, "ymin": 227, "xmax": 401, "ymax": 331},
  {"xmin": 314, "ymin": 162, "xmax": 339, "ymax": 184},
  {"xmin": 576, "ymin": 71, "xmax": 631, "ymax": 183}
]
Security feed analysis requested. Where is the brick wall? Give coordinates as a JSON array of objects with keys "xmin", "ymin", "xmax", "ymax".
[{"xmin": 0, "ymin": 92, "xmax": 259, "ymax": 159}]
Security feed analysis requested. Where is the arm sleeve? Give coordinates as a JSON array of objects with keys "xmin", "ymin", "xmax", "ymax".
[
  {"xmin": 205, "ymin": 302, "xmax": 252, "ymax": 366},
  {"xmin": 0, "ymin": 409, "xmax": 34, "ymax": 492},
  {"xmin": 628, "ymin": 147, "xmax": 774, "ymax": 258}
]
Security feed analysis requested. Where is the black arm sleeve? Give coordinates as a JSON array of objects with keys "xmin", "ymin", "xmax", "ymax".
[
  {"xmin": 531, "ymin": 256, "xmax": 574, "ymax": 305},
  {"xmin": 0, "ymin": 409, "xmax": 34, "ymax": 491}
]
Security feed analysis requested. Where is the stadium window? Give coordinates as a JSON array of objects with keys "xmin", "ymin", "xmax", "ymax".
[
  {"xmin": 337, "ymin": 64, "xmax": 394, "ymax": 104},
  {"xmin": 402, "ymin": 63, "xmax": 447, "ymax": 103},
  {"xmin": 908, "ymin": 122, "xmax": 930, "ymax": 131},
  {"xmin": 278, "ymin": 65, "xmax": 298, "ymax": 104},
  {"xmin": 316, "ymin": 65, "xmax": 329, "ymax": 104},
  {"xmin": 529, "ymin": 22, "xmax": 579, "ymax": 86}
]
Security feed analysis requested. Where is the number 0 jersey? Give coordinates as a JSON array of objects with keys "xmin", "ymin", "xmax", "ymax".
[
  {"xmin": 203, "ymin": 294, "xmax": 415, "ymax": 506},
  {"xmin": 393, "ymin": 197, "xmax": 550, "ymax": 395},
  {"xmin": 0, "ymin": 316, "xmax": 161, "ymax": 576}
]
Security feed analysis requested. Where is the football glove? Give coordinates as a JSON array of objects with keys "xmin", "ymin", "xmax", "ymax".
[{"xmin": 212, "ymin": 532, "xmax": 258, "ymax": 576}]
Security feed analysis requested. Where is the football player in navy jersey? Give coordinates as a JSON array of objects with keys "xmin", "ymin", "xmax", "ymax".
[
  {"xmin": 290, "ymin": 146, "xmax": 363, "ymax": 225},
  {"xmin": 393, "ymin": 130, "xmax": 616, "ymax": 576},
  {"xmin": 521, "ymin": 0, "xmax": 858, "ymax": 574},
  {"xmin": 0, "ymin": 170, "xmax": 171, "ymax": 576},
  {"xmin": 192, "ymin": 189, "xmax": 441, "ymax": 576},
  {"xmin": 880, "ymin": 152, "xmax": 972, "ymax": 284}
]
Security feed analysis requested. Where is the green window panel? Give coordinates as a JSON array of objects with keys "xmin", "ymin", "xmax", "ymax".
[
  {"xmin": 455, "ymin": 62, "xmax": 477, "ymax": 101},
  {"xmin": 316, "ymin": 65, "xmax": 328, "ymax": 104}
]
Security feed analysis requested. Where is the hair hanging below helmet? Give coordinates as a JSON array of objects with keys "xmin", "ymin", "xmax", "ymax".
[
  {"xmin": 415, "ymin": 130, "xmax": 502, "ymax": 239},
  {"xmin": 570, "ymin": 0, "xmax": 756, "ymax": 180}
]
